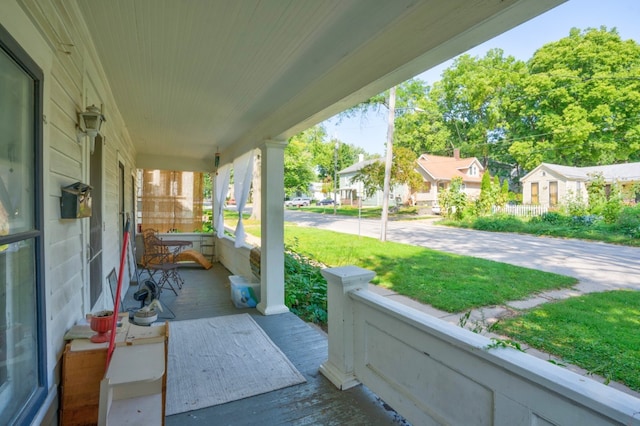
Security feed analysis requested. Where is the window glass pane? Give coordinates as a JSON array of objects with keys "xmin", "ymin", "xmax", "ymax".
[
  {"xmin": 0, "ymin": 32, "xmax": 42, "ymax": 424},
  {"xmin": 0, "ymin": 239, "xmax": 38, "ymax": 424},
  {"xmin": 0, "ymin": 48, "xmax": 34, "ymax": 236}
]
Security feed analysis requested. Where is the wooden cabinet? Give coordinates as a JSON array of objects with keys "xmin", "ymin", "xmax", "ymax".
[{"xmin": 60, "ymin": 345, "xmax": 107, "ymax": 425}]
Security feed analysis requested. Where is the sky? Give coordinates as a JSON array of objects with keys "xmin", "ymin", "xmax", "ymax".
[{"xmin": 322, "ymin": 0, "xmax": 640, "ymax": 156}]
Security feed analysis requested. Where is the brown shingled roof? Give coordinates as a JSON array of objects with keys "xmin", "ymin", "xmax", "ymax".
[{"xmin": 416, "ymin": 153, "xmax": 483, "ymax": 183}]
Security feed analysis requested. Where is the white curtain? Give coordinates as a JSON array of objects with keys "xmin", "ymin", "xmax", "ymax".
[
  {"xmin": 215, "ymin": 164, "xmax": 231, "ymax": 238},
  {"xmin": 233, "ymin": 150, "xmax": 255, "ymax": 247}
]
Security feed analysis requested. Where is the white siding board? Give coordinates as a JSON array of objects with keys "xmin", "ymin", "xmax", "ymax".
[
  {"xmin": 47, "ymin": 250, "xmax": 80, "ymax": 295},
  {"xmin": 47, "ymin": 171, "xmax": 80, "ymax": 200},
  {"xmin": 49, "ymin": 272, "xmax": 82, "ymax": 314},
  {"xmin": 50, "ymin": 50, "xmax": 82, "ymax": 103},
  {"xmin": 49, "ymin": 71, "xmax": 79, "ymax": 127},
  {"xmin": 48, "ymin": 231, "xmax": 82, "ymax": 264},
  {"xmin": 48, "ymin": 112, "xmax": 78, "ymax": 155},
  {"xmin": 49, "ymin": 148, "xmax": 81, "ymax": 181}
]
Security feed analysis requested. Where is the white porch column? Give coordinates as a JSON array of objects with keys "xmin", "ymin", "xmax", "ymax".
[
  {"xmin": 257, "ymin": 140, "xmax": 289, "ymax": 315},
  {"xmin": 320, "ymin": 266, "xmax": 375, "ymax": 390}
]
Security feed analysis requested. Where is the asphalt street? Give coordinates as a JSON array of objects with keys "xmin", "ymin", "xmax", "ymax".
[{"xmin": 283, "ymin": 210, "xmax": 640, "ymax": 293}]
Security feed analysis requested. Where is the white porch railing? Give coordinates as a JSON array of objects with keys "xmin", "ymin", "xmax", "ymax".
[
  {"xmin": 492, "ymin": 204, "xmax": 549, "ymax": 217},
  {"xmin": 321, "ymin": 266, "xmax": 640, "ymax": 426},
  {"xmin": 216, "ymin": 234, "xmax": 255, "ymax": 278}
]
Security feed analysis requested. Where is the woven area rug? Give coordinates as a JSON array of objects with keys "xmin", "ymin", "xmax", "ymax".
[{"xmin": 166, "ymin": 313, "xmax": 306, "ymax": 415}]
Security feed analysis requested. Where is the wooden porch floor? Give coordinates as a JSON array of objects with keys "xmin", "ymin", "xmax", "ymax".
[{"xmin": 126, "ymin": 263, "xmax": 408, "ymax": 426}]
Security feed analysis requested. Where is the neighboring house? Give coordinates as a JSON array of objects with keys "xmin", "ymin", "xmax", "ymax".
[
  {"xmin": 521, "ymin": 162, "xmax": 640, "ymax": 207},
  {"xmin": 414, "ymin": 149, "xmax": 484, "ymax": 205},
  {"xmin": 337, "ymin": 157, "xmax": 409, "ymax": 207}
]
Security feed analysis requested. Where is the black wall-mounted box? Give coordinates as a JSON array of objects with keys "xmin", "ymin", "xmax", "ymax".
[{"xmin": 60, "ymin": 182, "xmax": 93, "ymax": 218}]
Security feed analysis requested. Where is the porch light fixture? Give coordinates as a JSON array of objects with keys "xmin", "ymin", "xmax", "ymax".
[{"xmin": 77, "ymin": 105, "xmax": 106, "ymax": 152}]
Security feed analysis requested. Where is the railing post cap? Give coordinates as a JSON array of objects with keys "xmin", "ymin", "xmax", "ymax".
[{"xmin": 321, "ymin": 266, "xmax": 376, "ymax": 286}]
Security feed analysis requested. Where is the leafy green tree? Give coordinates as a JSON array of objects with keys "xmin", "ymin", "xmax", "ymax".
[
  {"xmin": 476, "ymin": 171, "xmax": 494, "ymax": 215},
  {"xmin": 339, "ymin": 79, "xmax": 428, "ymax": 120},
  {"xmin": 351, "ymin": 147, "xmax": 422, "ymax": 199},
  {"xmin": 394, "ymin": 91, "xmax": 453, "ymax": 157},
  {"xmin": 430, "ymin": 49, "xmax": 528, "ymax": 172},
  {"xmin": 319, "ymin": 139, "xmax": 366, "ymax": 183},
  {"xmin": 285, "ymin": 124, "xmax": 368, "ymax": 197},
  {"xmin": 284, "ymin": 137, "xmax": 315, "ymax": 197},
  {"xmin": 509, "ymin": 27, "xmax": 640, "ymax": 170},
  {"xmin": 498, "ymin": 179, "xmax": 509, "ymax": 207},
  {"xmin": 351, "ymin": 160, "xmax": 384, "ymax": 198}
]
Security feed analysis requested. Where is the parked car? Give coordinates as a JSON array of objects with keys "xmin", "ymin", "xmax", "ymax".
[
  {"xmin": 431, "ymin": 203, "xmax": 441, "ymax": 215},
  {"xmin": 317, "ymin": 198, "xmax": 334, "ymax": 206},
  {"xmin": 285, "ymin": 197, "xmax": 311, "ymax": 207}
]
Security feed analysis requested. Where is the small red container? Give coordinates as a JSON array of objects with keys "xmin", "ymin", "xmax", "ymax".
[{"xmin": 89, "ymin": 310, "xmax": 114, "ymax": 343}]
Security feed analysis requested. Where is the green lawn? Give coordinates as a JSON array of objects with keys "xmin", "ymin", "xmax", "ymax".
[
  {"xmin": 493, "ymin": 290, "xmax": 640, "ymax": 392},
  {"xmin": 274, "ymin": 224, "xmax": 576, "ymax": 312},
  {"xmin": 288, "ymin": 204, "xmax": 430, "ymax": 219},
  {"xmin": 291, "ymin": 205, "xmax": 381, "ymax": 218}
]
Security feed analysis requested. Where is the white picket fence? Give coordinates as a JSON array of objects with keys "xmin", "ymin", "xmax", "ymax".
[{"xmin": 492, "ymin": 204, "xmax": 548, "ymax": 217}]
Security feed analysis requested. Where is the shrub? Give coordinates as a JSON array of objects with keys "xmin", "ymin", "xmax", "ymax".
[
  {"xmin": 615, "ymin": 205, "xmax": 640, "ymax": 238},
  {"xmin": 571, "ymin": 214, "xmax": 602, "ymax": 227},
  {"xmin": 284, "ymin": 239, "xmax": 327, "ymax": 325},
  {"xmin": 473, "ymin": 214, "xmax": 524, "ymax": 232},
  {"xmin": 538, "ymin": 211, "xmax": 566, "ymax": 225},
  {"xmin": 440, "ymin": 176, "xmax": 468, "ymax": 220},
  {"xmin": 560, "ymin": 191, "xmax": 588, "ymax": 216},
  {"xmin": 601, "ymin": 184, "xmax": 624, "ymax": 224}
]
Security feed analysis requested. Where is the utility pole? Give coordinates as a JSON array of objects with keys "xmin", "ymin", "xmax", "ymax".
[
  {"xmin": 333, "ymin": 140, "xmax": 339, "ymax": 215},
  {"xmin": 380, "ymin": 85, "xmax": 396, "ymax": 242}
]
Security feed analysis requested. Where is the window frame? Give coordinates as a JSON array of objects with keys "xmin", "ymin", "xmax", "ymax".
[
  {"xmin": 531, "ymin": 182, "xmax": 539, "ymax": 204},
  {"xmin": 549, "ymin": 181, "xmax": 558, "ymax": 206},
  {"xmin": 0, "ymin": 23, "xmax": 47, "ymax": 424}
]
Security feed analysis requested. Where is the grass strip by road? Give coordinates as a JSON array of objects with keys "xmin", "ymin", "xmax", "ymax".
[
  {"xmin": 493, "ymin": 290, "xmax": 640, "ymax": 392},
  {"xmin": 287, "ymin": 205, "xmax": 430, "ymax": 219},
  {"xmin": 246, "ymin": 224, "xmax": 576, "ymax": 312},
  {"xmin": 441, "ymin": 213, "xmax": 640, "ymax": 247},
  {"xmin": 289, "ymin": 205, "xmax": 381, "ymax": 218}
]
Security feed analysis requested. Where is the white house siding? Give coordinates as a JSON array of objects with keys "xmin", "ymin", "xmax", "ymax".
[
  {"xmin": 465, "ymin": 182, "xmax": 482, "ymax": 199},
  {"xmin": 416, "ymin": 178, "xmax": 482, "ymax": 205},
  {"xmin": 338, "ymin": 171, "xmax": 409, "ymax": 207},
  {"xmin": 2, "ymin": 1, "xmax": 136, "ymax": 422},
  {"xmin": 522, "ymin": 167, "xmax": 589, "ymax": 206},
  {"xmin": 565, "ymin": 179, "xmax": 588, "ymax": 203},
  {"xmin": 522, "ymin": 168, "xmax": 557, "ymax": 206}
]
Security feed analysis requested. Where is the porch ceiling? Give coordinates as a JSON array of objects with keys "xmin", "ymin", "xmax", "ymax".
[{"xmin": 76, "ymin": 0, "xmax": 564, "ymax": 171}]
